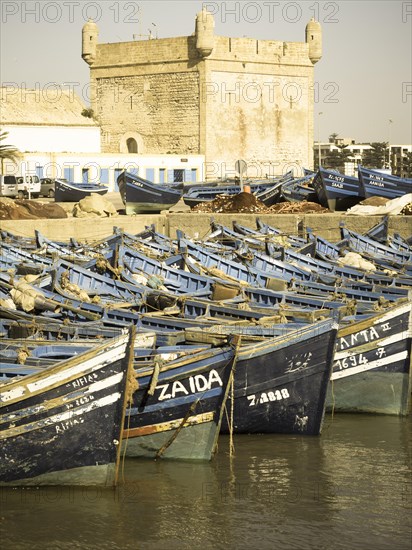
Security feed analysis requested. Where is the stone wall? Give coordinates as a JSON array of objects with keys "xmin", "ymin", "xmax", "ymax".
[
  {"xmin": 89, "ymin": 30, "xmax": 316, "ymax": 175},
  {"xmin": 2, "ymin": 214, "xmax": 410, "ymax": 243},
  {"xmin": 204, "ymin": 71, "xmax": 311, "ymax": 178},
  {"xmin": 96, "ymin": 72, "xmax": 200, "ymax": 154}
]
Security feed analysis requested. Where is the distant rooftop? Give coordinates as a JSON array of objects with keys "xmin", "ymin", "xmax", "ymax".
[{"xmin": 0, "ymin": 88, "xmax": 98, "ymax": 127}]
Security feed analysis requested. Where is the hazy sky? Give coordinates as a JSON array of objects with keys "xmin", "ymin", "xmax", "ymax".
[{"xmin": 1, "ymin": 0, "xmax": 411, "ymax": 143}]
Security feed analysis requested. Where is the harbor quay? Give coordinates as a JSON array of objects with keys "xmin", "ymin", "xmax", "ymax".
[{"xmin": 1, "ymin": 209, "xmax": 410, "ymax": 244}]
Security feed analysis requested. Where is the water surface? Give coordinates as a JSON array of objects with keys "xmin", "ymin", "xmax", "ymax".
[{"xmin": 1, "ymin": 414, "xmax": 410, "ymax": 549}]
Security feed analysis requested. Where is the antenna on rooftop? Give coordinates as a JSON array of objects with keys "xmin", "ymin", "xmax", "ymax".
[
  {"xmin": 133, "ymin": 22, "xmax": 157, "ymax": 41},
  {"xmin": 151, "ymin": 23, "xmax": 157, "ymax": 39}
]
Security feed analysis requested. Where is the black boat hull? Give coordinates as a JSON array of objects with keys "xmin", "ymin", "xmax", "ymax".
[
  {"xmin": 0, "ymin": 334, "xmax": 131, "ymax": 486},
  {"xmin": 54, "ymin": 180, "xmax": 108, "ymax": 202},
  {"xmin": 123, "ymin": 347, "xmax": 234, "ymax": 460},
  {"xmin": 221, "ymin": 320, "xmax": 338, "ymax": 435}
]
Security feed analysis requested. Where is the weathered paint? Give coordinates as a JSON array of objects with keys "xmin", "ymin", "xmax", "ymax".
[
  {"xmin": 124, "ymin": 346, "xmax": 235, "ymax": 460},
  {"xmin": 123, "ymin": 418, "xmax": 221, "ymax": 461},
  {"xmin": 0, "ymin": 332, "xmax": 132, "ymax": 486},
  {"xmin": 125, "ymin": 412, "xmax": 214, "ymax": 438},
  {"xmin": 326, "ymin": 303, "xmax": 412, "ymax": 415}
]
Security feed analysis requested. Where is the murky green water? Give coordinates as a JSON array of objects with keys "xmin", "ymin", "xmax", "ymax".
[{"xmin": 1, "ymin": 414, "xmax": 410, "ymax": 549}]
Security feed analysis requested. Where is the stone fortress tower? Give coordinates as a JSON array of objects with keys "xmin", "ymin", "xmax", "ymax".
[{"xmin": 82, "ymin": 10, "xmax": 322, "ymax": 177}]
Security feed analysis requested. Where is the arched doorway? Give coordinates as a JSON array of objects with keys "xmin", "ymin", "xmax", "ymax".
[
  {"xmin": 120, "ymin": 133, "xmax": 144, "ymax": 154},
  {"xmin": 126, "ymin": 138, "xmax": 138, "ymax": 153}
]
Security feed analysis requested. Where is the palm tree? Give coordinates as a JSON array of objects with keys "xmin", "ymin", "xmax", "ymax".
[
  {"xmin": 362, "ymin": 142, "xmax": 387, "ymax": 170},
  {"xmin": 324, "ymin": 144, "xmax": 351, "ymax": 171},
  {"xmin": 0, "ymin": 130, "xmax": 21, "ymax": 173}
]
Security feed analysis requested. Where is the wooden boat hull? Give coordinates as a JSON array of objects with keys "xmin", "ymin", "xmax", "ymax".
[
  {"xmin": 358, "ymin": 166, "xmax": 412, "ymax": 199},
  {"xmin": 0, "ymin": 333, "xmax": 132, "ymax": 486},
  {"xmin": 118, "ymin": 244, "xmax": 214, "ymax": 297},
  {"xmin": 117, "ymin": 172, "xmax": 182, "ymax": 214},
  {"xmin": 340, "ymin": 227, "xmax": 412, "ymax": 265},
  {"xmin": 183, "ymin": 174, "xmax": 293, "ymax": 208},
  {"xmin": 220, "ymin": 320, "xmax": 338, "ymax": 435},
  {"xmin": 123, "ymin": 346, "xmax": 235, "ymax": 460},
  {"xmin": 326, "ymin": 303, "xmax": 412, "ymax": 415},
  {"xmin": 54, "ymin": 180, "xmax": 108, "ymax": 202},
  {"xmin": 313, "ymin": 168, "xmax": 363, "ymax": 211},
  {"xmin": 280, "ymin": 175, "xmax": 317, "ymax": 203}
]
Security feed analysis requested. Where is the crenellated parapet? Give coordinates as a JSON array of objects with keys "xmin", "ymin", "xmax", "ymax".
[{"xmin": 81, "ymin": 12, "xmax": 322, "ymax": 169}]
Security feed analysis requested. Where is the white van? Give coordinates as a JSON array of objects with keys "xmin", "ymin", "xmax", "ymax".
[
  {"xmin": 0, "ymin": 175, "xmax": 19, "ymax": 197},
  {"xmin": 0, "ymin": 175, "xmax": 41, "ymax": 198},
  {"xmin": 16, "ymin": 175, "xmax": 41, "ymax": 198}
]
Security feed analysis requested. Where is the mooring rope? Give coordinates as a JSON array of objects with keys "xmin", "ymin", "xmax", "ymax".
[
  {"xmin": 155, "ymin": 399, "xmax": 200, "ymax": 459},
  {"xmin": 147, "ymin": 357, "xmax": 162, "ymax": 396},
  {"xmin": 229, "ymin": 370, "xmax": 235, "ymax": 458},
  {"xmin": 225, "ymin": 335, "xmax": 242, "ymax": 458},
  {"xmin": 120, "ymin": 328, "xmax": 138, "ymax": 485}
]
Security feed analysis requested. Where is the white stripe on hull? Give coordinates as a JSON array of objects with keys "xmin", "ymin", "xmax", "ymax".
[
  {"xmin": 1, "ymin": 392, "xmax": 122, "ymax": 439},
  {"xmin": 334, "ymin": 330, "xmax": 409, "ymax": 361},
  {"xmin": 0, "ymin": 373, "xmax": 124, "ymax": 425},
  {"xmin": 370, "ymin": 303, "xmax": 411, "ymax": 326},
  {"xmin": 332, "ymin": 351, "xmax": 408, "ymax": 380},
  {"xmin": 0, "ymin": 337, "xmax": 128, "ymax": 403}
]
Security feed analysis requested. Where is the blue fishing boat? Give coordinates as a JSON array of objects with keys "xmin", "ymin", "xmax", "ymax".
[
  {"xmin": 52, "ymin": 259, "xmax": 146, "ymax": 305},
  {"xmin": 326, "ymin": 302, "xmax": 412, "ymax": 415},
  {"xmin": 256, "ymin": 218, "xmax": 308, "ymax": 247},
  {"xmin": 1, "ymin": 230, "xmax": 37, "ymax": 250},
  {"xmin": 180, "ymin": 236, "xmax": 392, "ymax": 307},
  {"xmin": 34, "ymin": 230, "xmax": 96, "ymax": 266},
  {"xmin": 123, "ymin": 344, "xmax": 236, "ymax": 460},
  {"xmin": 363, "ymin": 216, "xmax": 389, "ymax": 243},
  {"xmin": 54, "ymin": 179, "xmax": 108, "ymax": 202},
  {"xmin": 253, "ymin": 180, "xmax": 285, "ymax": 206},
  {"xmin": 340, "ymin": 227, "xmax": 412, "ymax": 265},
  {"xmin": 0, "ymin": 241, "xmax": 53, "ymax": 269},
  {"xmin": 303, "ymin": 168, "xmax": 316, "ymax": 176},
  {"xmin": 181, "ymin": 298, "xmax": 329, "ymax": 325},
  {"xmin": 0, "ymin": 306, "xmax": 156, "ymax": 345},
  {"xmin": 280, "ymin": 245, "xmax": 412, "ymax": 289},
  {"xmin": 183, "ymin": 186, "xmax": 245, "ymax": 208},
  {"xmin": 208, "ymin": 220, "xmax": 266, "ymax": 250},
  {"xmin": 312, "ymin": 168, "xmax": 363, "ymax": 211},
  {"xmin": 179, "ymin": 237, "xmax": 294, "ymax": 289},
  {"xmin": 219, "ymin": 319, "xmax": 338, "ymax": 435},
  {"xmin": 389, "ymin": 233, "xmax": 412, "ymax": 254},
  {"xmin": 280, "ymin": 175, "xmax": 317, "ymax": 203},
  {"xmin": 0, "ymin": 331, "xmax": 133, "ymax": 486},
  {"xmin": 358, "ymin": 165, "xmax": 412, "ymax": 199},
  {"xmin": 117, "ymin": 245, "xmax": 216, "ymax": 297},
  {"xmin": 306, "ymin": 228, "xmax": 348, "ymax": 261},
  {"xmin": 117, "ymin": 171, "xmax": 183, "ymax": 215},
  {"xmin": 182, "ymin": 173, "xmax": 293, "ymax": 208}
]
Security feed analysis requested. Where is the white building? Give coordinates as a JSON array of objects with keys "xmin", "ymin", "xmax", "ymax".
[
  {"xmin": 9, "ymin": 152, "xmax": 205, "ymax": 191},
  {"xmin": 0, "ymin": 87, "xmax": 205, "ymax": 190},
  {"xmin": 314, "ymin": 139, "xmax": 412, "ymax": 177},
  {"xmin": 0, "ymin": 88, "xmax": 100, "ymax": 154}
]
